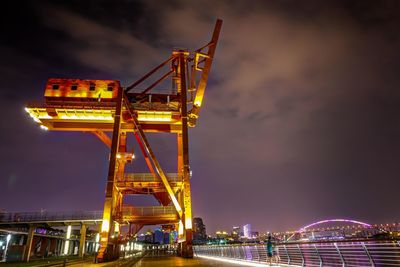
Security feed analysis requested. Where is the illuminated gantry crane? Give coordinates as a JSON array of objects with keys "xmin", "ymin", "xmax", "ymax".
[{"xmin": 25, "ymin": 19, "xmax": 222, "ymax": 261}]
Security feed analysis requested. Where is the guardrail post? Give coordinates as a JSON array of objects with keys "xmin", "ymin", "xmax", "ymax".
[
  {"xmin": 283, "ymin": 245, "xmax": 291, "ymax": 265},
  {"xmin": 297, "ymin": 244, "xmax": 305, "ymax": 267},
  {"xmin": 334, "ymin": 242, "xmax": 345, "ymax": 267},
  {"xmin": 254, "ymin": 245, "xmax": 260, "ymax": 261},
  {"xmin": 314, "ymin": 244, "xmax": 323, "ymax": 267},
  {"xmin": 239, "ymin": 245, "xmax": 244, "ymax": 260},
  {"xmin": 361, "ymin": 242, "xmax": 375, "ymax": 267}
]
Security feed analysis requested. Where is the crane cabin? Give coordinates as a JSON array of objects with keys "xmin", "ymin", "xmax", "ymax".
[{"xmin": 44, "ymin": 78, "xmax": 120, "ymax": 103}]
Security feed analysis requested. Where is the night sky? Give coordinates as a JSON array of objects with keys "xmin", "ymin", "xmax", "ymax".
[{"xmin": 1, "ymin": 0, "xmax": 400, "ymax": 234}]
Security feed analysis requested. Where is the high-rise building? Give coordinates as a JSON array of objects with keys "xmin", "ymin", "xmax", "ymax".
[
  {"xmin": 243, "ymin": 224, "xmax": 252, "ymax": 238},
  {"xmin": 154, "ymin": 228, "xmax": 164, "ymax": 244},
  {"xmin": 193, "ymin": 217, "xmax": 207, "ymax": 244}
]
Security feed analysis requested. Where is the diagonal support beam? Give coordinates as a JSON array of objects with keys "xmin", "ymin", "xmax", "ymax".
[
  {"xmin": 133, "ymin": 131, "xmax": 156, "ymax": 175},
  {"xmin": 92, "ymin": 130, "xmax": 112, "ymax": 148},
  {"xmin": 132, "ymin": 115, "xmax": 183, "ymax": 217},
  {"xmin": 122, "ymin": 93, "xmax": 183, "ymax": 218},
  {"xmin": 126, "ymin": 55, "xmax": 177, "ymax": 92}
]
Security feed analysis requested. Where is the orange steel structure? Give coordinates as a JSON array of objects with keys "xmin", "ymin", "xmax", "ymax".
[{"xmin": 25, "ymin": 19, "xmax": 222, "ymax": 261}]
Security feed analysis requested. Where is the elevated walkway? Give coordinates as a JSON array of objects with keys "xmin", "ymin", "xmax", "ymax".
[
  {"xmin": 0, "ymin": 211, "xmax": 102, "ymax": 227},
  {"xmin": 0, "ymin": 208, "xmax": 179, "ymax": 228},
  {"xmin": 116, "ymin": 173, "xmax": 182, "ymax": 194},
  {"xmin": 118, "ymin": 206, "xmax": 179, "ymax": 225}
]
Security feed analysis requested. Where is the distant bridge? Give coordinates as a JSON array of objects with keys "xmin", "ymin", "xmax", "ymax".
[{"xmin": 299, "ymin": 218, "xmax": 372, "ymax": 232}]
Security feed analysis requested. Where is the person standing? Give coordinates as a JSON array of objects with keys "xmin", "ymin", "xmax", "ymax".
[
  {"xmin": 266, "ymin": 234, "xmax": 273, "ymax": 266},
  {"xmin": 273, "ymin": 243, "xmax": 280, "ymax": 265}
]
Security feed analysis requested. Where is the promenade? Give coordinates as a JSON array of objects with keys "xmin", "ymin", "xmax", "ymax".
[{"xmin": 132, "ymin": 255, "xmax": 276, "ymax": 267}]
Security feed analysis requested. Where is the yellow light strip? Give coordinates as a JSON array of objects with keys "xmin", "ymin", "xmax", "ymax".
[
  {"xmin": 25, "ymin": 107, "xmax": 173, "ymax": 123},
  {"xmin": 137, "ymin": 111, "xmax": 172, "ymax": 122},
  {"xmin": 185, "ymin": 218, "xmax": 192, "ymax": 230},
  {"xmin": 58, "ymin": 115, "xmax": 113, "ymax": 120},
  {"xmin": 178, "ymin": 220, "xmax": 184, "ymax": 236},
  {"xmin": 57, "ymin": 108, "xmax": 113, "ymax": 120}
]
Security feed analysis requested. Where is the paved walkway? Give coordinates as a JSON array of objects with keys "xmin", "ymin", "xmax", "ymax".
[
  {"xmin": 132, "ymin": 256, "xmax": 240, "ymax": 266},
  {"xmin": 0, "ymin": 255, "xmax": 281, "ymax": 267},
  {"xmin": 132, "ymin": 255, "xmax": 279, "ymax": 267}
]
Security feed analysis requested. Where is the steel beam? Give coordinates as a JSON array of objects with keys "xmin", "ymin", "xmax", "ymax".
[
  {"xmin": 122, "ymin": 93, "xmax": 183, "ymax": 218},
  {"xmin": 189, "ymin": 19, "xmax": 223, "ymax": 126},
  {"xmin": 78, "ymin": 224, "xmax": 87, "ymax": 258},
  {"xmin": 92, "ymin": 130, "xmax": 112, "ymax": 148},
  {"xmin": 97, "ymin": 87, "xmax": 123, "ymax": 262},
  {"xmin": 22, "ymin": 226, "xmax": 35, "ymax": 262},
  {"xmin": 179, "ymin": 52, "xmax": 193, "ymax": 258}
]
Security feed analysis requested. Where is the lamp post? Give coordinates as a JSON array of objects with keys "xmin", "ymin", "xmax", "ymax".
[
  {"xmin": 0, "ymin": 240, "xmax": 3, "ymax": 261},
  {"xmin": 3, "ymin": 234, "xmax": 11, "ymax": 262}
]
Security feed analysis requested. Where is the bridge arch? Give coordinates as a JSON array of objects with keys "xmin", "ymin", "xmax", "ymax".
[{"xmin": 299, "ymin": 219, "xmax": 372, "ymax": 232}]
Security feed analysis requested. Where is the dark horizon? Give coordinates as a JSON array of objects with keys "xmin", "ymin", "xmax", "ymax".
[{"xmin": 1, "ymin": 0, "xmax": 400, "ymax": 234}]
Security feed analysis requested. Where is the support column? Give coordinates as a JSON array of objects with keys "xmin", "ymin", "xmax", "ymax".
[
  {"xmin": 23, "ymin": 226, "xmax": 35, "ymax": 262},
  {"xmin": 114, "ymin": 132, "xmax": 127, "ymax": 225},
  {"xmin": 97, "ymin": 86, "xmax": 124, "ymax": 262},
  {"xmin": 56, "ymin": 239, "xmax": 62, "ymax": 256},
  {"xmin": 78, "ymin": 224, "xmax": 87, "ymax": 258},
  {"xmin": 64, "ymin": 225, "xmax": 72, "ymax": 255},
  {"xmin": 179, "ymin": 51, "xmax": 193, "ymax": 258}
]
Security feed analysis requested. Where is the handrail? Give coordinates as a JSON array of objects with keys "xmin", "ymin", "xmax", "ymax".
[
  {"xmin": 194, "ymin": 240, "xmax": 400, "ymax": 266},
  {"xmin": 123, "ymin": 173, "xmax": 180, "ymax": 182},
  {"xmin": 121, "ymin": 206, "xmax": 177, "ymax": 217},
  {"xmin": 0, "ymin": 210, "xmax": 103, "ymax": 223}
]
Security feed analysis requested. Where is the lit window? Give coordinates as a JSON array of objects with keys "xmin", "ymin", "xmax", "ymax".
[
  {"xmin": 71, "ymin": 84, "xmax": 78, "ymax": 90},
  {"xmin": 52, "ymin": 84, "xmax": 59, "ymax": 90}
]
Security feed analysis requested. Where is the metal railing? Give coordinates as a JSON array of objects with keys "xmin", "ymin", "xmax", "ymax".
[
  {"xmin": 121, "ymin": 206, "xmax": 177, "ymax": 217},
  {"xmin": 0, "ymin": 210, "xmax": 103, "ymax": 223},
  {"xmin": 123, "ymin": 173, "xmax": 180, "ymax": 182},
  {"xmin": 194, "ymin": 240, "xmax": 400, "ymax": 266},
  {"xmin": 0, "ymin": 206, "xmax": 178, "ymax": 224}
]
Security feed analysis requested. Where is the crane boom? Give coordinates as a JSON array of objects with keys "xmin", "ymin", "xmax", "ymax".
[{"xmin": 188, "ymin": 19, "xmax": 223, "ymax": 127}]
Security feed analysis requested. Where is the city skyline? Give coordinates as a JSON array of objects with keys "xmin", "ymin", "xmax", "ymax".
[{"xmin": 1, "ymin": 0, "xmax": 400, "ymax": 234}]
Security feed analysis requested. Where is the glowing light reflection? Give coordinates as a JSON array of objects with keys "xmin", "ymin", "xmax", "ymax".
[
  {"xmin": 101, "ymin": 219, "xmax": 110, "ymax": 232},
  {"xmin": 197, "ymin": 255, "xmax": 278, "ymax": 267}
]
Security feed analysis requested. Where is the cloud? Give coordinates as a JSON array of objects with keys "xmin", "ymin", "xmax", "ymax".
[
  {"xmin": 143, "ymin": 1, "xmax": 400, "ymax": 231},
  {"xmin": 36, "ymin": 3, "xmax": 165, "ymax": 80},
  {"xmin": 1, "ymin": 0, "xmax": 400, "ymax": 233}
]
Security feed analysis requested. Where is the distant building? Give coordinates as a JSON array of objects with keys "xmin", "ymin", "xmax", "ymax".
[
  {"xmin": 251, "ymin": 231, "xmax": 259, "ymax": 238},
  {"xmin": 243, "ymin": 224, "xmax": 252, "ymax": 238},
  {"xmin": 232, "ymin": 226, "xmax": 240, "ymax": 241},
  {"xmin": 216, "ymin": 231, "xmax": 229, "ymax": 239},
  {"xmin": 163, "ymin": 232, "xmax": 170, "ymax": 244},
  {"xmin": 193, "ymin": 217, "xmax": 207, "ymax": 244},
  {"xmin": 154, "ymin": 229, "xmax": 164, "ymax": 244}
]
